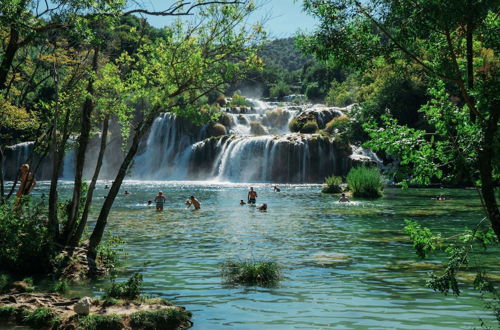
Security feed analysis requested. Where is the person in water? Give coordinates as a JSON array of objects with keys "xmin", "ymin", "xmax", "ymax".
[
  {"xmin": 147, "ymin": 200, "xmax": 153, "ymax": 206},
  {"xmin": 124, "ymin": 190, "xmax": 130, "ymax": 195},
  {"xmin": 154, "ymin": 191, "xmax": 166, "ymax": 211},
  {"xmin": 186, "ymin": 196, "xmax": 201, "ymax": 210},
  {"xmin": 16, "ymin": 164, "xmax": 36, "ymax": 199},
  {"xmin": 273, "ymin": 185, "xmax": 281, "ymax": 192},
  {"xmin": 105, "ymin": 184, "xmax": 109, "ymax": 189},
  {"xmin": 258, "ymin": 203, "xmax": 267, "ymax": 211},
  {"xmin": 338, "ymin": 193, "xmax": 350, "ymax": 203},
  {"xmin": 240, "ymin": 200, "xmax": 246, "ymax": 205},
  {"xmin": 248, "ymin": 187, "xmax": 258, "ymax": 204},
  {"xmin": 436, "ymin": 194, "xmax": 446, "ymax": 201}
]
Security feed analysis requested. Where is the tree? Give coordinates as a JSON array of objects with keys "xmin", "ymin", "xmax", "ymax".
[
  {"xmin": 299, "ymin": 0, "xmax": 499, "ymax": 239},
  {"xmin": 86, "ymin": 2, "xmax": 265, "ymax": 262}
]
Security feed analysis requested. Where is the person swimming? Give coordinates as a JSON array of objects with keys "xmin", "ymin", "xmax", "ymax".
[
  {"xmin": 154, "ymin": 191, "xmax": 166, "ymax": 211},
  {"xmin": 338, "ymin": 193, "xmax": 350, "ymax": 203},
  {"xmin": 186, "ymin": 196, "xmax": 201, "ymax": 210},
  {"xmin": 436, "ymin": 194, "xmax": 446, "ymax": 201},
  {"xmin": 124, "ymin": 190, "xmax": 130, "ymax": 195},
  {"xmin": 147, "ymin": 200, "xmax": 153, "ymax": 206},
  {"xmin": 240, "ymin": 200, "xmax": 246, "ymax": 205},
  {"xmin": 273, "ymin": 185, "xmax": 281, "ymax": 192},
  {"xmin": 258, "ymin": 203, "xmax": 267, "ymax": 211}
]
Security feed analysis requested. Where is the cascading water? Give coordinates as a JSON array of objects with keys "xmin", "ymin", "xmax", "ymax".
[{"xmin": 131, "ymin": 100, "xmax": 363, "ymax": 183}]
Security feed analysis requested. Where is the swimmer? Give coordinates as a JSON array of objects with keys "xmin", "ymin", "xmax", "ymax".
[
  {"xmin": 105, "ymin": 184, "xmax": 109, "ymax": 189},
  {"xmin": 186, "ymin": 195, "xmax": 201, "ymax": 210},
  {"xmin": 248, "ymin": 187, "xmax": 257, "ymax": 204},
  {"xmin": 124, "ymin": 190, "xmax": 130, "ymax": 195},
  {"xmin": 273, "ymin": 185, "xmax": 281, "ymax": 192},
  {"xmin": 147, "ymin": 200, "xmax": 153, "ymax": 206},
  {"xmin": 240, "ymin": 200, "xmax": 246, "ymax": 205},
  {"xmin": 437, "ymin": 194, "xmax": 446, "ymax": 201},
  {"xmin": 154, "ymin": 191, "xmax": 166, "ymax": 211},
  {"xmin": 258, "ymin": 203, "xmax": 267, "ymax": 211},
  {"xmin": 338, "ymin": 193, "xmax": 350, "ymax": 203}
]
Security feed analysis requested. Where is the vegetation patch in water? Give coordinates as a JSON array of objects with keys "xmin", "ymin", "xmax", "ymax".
[
  {"xmin": 347, "ymin": 166, "xmax": 384, "ymax": 198},
  {"xmin": 221, "ymin": 259, "xmax": 281, "ymax": 286},
  {"xmin": 321, "ymin": 175, "xmax": 343, "ymax": 194}
]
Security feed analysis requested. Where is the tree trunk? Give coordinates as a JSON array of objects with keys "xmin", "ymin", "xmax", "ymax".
[
  {"xmin": 87, "ymin": 115, "xmax": 154, "ymax": 262},
  {"xmin": 70, "ymin": 115, "xmax": 109, "ymax": 247},
  {"xmin": 0, "ymin": 25, "xmax": 19, "ymax": 91},
  {"xmin": 466, "ymin": 23, "xmax": 475, "ymax": 122},
  {"xmin": 48, "ymin": 64, "xmax": 61, "ymax": 241},
  {"xmin": 62, "ymin": 47, "xmax": 99, "ymax": 245},
  {"xmin": 478, "ymin": 108, "xmax": 500, "ymax": 240},
  {"xmin": 0, "ymin": 147, "xmax": 4, "ymax": 204}
]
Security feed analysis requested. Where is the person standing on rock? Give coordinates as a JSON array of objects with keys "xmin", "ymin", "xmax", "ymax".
[
  {"xmin": 248, "ymin": 187, "xmax": 257, "ymax": 205},
  {"xmin": 154, "ymin": 191, "xmax": 166, "ymax": 211}
]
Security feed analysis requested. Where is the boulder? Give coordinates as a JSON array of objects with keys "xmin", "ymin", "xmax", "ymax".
[{"xmin": 73, "ymin": 297, "xmax": 92, "ymax": 315}]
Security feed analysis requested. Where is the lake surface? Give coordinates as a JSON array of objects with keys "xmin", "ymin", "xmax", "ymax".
[{"xmin": 33, "ymin": 182, "xmax": 499, "ymax": 329}]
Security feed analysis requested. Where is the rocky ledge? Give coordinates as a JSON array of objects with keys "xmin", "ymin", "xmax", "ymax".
[{"xmin": 0, "ymin": 292, "xmax": 192, "ymax": 329}]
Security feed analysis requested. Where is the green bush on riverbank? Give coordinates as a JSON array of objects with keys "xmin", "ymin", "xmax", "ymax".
[
  {"xmin": 347, "ymin": 167, "xmax": 384, "ymax": 198},
  {"xmin": 221, "ymin": 259, "xmax": 281, "ymax": 287}
]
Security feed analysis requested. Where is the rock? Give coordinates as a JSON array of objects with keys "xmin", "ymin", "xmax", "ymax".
[{"xmin": 73, "ymin": 297, "xmax": 92, "ymax": 315}]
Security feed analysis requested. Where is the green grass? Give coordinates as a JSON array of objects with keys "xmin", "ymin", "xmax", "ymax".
[
  {"xmin": 347, "ymin": 166, "xmax": 384, "ymax": 198},
  {"xmin": 77, "ymin": 314, "xmax": 124, "ymax": 330},
  {"xmin": 220, "ymin": 259, "xmax": 281, "ymax": 287},
  {"xmin": 22, "ymin": 307, "xmax": 59, "ymax": 328},
  {"xmin": 104, "ymin": 273, "xmax": 143, "ymax": 300},
  {"xmin": 130, "ymin": 308, "xmax": 191, "ymax": 330},
  {"xmin": 322, "ymin": 176, "xmax": 343, "ymax": 194}
]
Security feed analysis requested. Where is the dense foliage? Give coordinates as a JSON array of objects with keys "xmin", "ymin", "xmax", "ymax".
[{"xmin": 346, "ymin": 167, "xmax": 384, "ymax": 198}]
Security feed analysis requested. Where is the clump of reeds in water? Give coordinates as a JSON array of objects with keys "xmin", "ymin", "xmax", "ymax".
[
  {"xmin": 220, "ymin": 259, "xmax": 281, "ymax": 287},
  {"xmin": 346, "ymin": 166, "xmax": 384, "ymax": 198}
]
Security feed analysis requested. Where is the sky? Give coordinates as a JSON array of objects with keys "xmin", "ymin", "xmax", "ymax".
[{"xmin": 137, "ymin": 0, "xmax": 318, "ymax": 39}]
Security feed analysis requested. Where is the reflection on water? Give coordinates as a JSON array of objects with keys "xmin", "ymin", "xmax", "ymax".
[{"xmin": 31, "ymin": 182, "xmax": 498, "ymax": 329}]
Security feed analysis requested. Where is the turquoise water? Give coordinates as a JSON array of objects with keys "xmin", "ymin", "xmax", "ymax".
[{"xmin": 34, "ymin": 182, "xmax": 499, "ymax": 329}]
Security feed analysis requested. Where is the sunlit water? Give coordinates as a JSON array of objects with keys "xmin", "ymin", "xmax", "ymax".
[{"xmin": 30, "ymin": 182, "xmax": 499, "ymax": 329}]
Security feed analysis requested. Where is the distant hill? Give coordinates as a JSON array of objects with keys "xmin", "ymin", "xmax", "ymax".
[{"xmin": 259, "ymin": 38, "xmax": 311, "ymax": 72}]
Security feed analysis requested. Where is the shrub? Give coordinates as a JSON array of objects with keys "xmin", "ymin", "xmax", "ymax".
[
  {"xmin": 130, "ymin": 309, "xmax": 191, "ymax": 330},
  {"xmin": 0, "ymin": 200, "xmax": 54, "ymax": 274},
  {"xmin": 96, "ymin": 233, "xmax": 124, "ymax": 268},
  {"xmin": 229, "ymin": 93, "xmax": 253, "ymax": 107},
  {"xmin": 325, "ymin": 115, "xmax": 350, "ymax": 135},
  {"xmin": 249, "ymin": 121, "xmax": 267, "ymax": 135},
  {"xmin": 301, "ymin": 120, "xmax": 319, "ymax": 133},
  {"xmin": 77, "ymin": 314, "xmax": 124, "ymax": 330},
  {"xmin": 269, "ymin": 80, "xmax": 291, "ymax": 101},
  {"xmin": 0, "ymin": 273, "xmax": 11, "ymax": 293},
  {"xmin": 207, "ymin": 123, "xmax": 227, "ymax": 137},
  {"xmin": 346, "ymin": 166, "xmax": 384, "ymax": 198},
  {"xmin": 220, "ymin": 259, "xmax": 281, "ymax": 287},
  {"xmin": 215, "ymin": 94, "xmax": 227, "ymax": 106},
  {"xmin": 51, "ymin": 280, "xmax": 68, "ymax": 294},
  {"xmin": 104, "ymin": 273, "xmax": 143, "ymax": 300},
  {"xmin": 288, "ymin": 117, "xmax": 302, "ymax": 132},
  {"xmin": 321, "ymin": 176, "xmax": 343, "ymax": 194}
]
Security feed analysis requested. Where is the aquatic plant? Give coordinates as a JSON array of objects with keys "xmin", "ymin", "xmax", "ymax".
[
  {"xmin": 322, "ymin": 176, "xmax": 343, "ymax": 194},
  {"xmin": 346, "ymin": 166, "xmax": 384, "ymax": 198},
  {"xmin": 104, "ymin": 273, "xmax": 143, "ymax": 300},
  {"xmin": 220, "ymin": 259, "xmax": 281, "ymax": 286},
  {"xmin": 229, "ymin": 93, "xmax": 253, "ymax": 107},
  {"xmin": 130, "ymin": 308, "xmax": 191, "ymax": 330}
]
